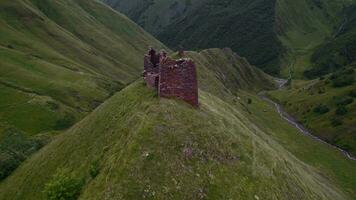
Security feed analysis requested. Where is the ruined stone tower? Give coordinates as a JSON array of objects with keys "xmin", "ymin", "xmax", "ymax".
[{"xmin": 143, "ymin": 49, "xmax": 199, "ymax": 108}]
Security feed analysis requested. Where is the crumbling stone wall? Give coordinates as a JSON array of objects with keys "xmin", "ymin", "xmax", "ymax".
[
  {"xmin": 159, "ymin": 58, "xmax": 198, "ymax": 108},
  {"xmin": 143, "ymin": 49, "xmax": 199, "ymax": 108},
  {"xmin": 143, "ymin": 55, "xmax": 159, "ymax": 88}
]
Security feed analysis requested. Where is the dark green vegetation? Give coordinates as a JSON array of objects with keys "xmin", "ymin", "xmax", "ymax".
[
  {"xmin": 1, "ymin": 51, "xmax": 355, "ymax": 198},
  {"xmin": 103, "ymin": 0, "xmax": 282, "ymax": 74},
  {"xmin": 268, "ymin": 1, "xmax": 356, "ymax": 164},
  {"xmin": 158, "ymin": 0, "xmax": 282, "ymax": 75},
  {"xmin": 0, "ymin": 124, "xmax": 48, "ymax": 180},
  {"xmin": 44, "ymin": 169, "xmax": 84, "ymax": 200},
  {"xmin": 305, "ymin": 5, "xmax": 356, "ymax": 78},
  {"xmin": 1, "ymin": 0, "xmax": 356, "ymax": 199},
  {"xmin": 0, "ymin": 0, "xmax": 165, "ymax": 181},
  {"xmin": 268, "ymin": 73, "xmax": 356, "ymax": 155},
  {"xmin": 102, "ymin": 0, "xmax": 350, "ymax": 76}
]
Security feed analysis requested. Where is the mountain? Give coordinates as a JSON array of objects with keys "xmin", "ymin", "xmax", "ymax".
[
  {"xmin": 1, "ymin": 0, "xmax": 356, "ymax": 199},
  {"xmin": 102, "ymin": 0, "xmax": 349, "ymax": 75},
  {"xmin": 305, "ymin": 4, "xmax": 356, "ymax": 78},
  {"xmin": 1, "ymin": 49, "xmax": 355, "ymax": 199},
  {"xmin": 266, "ymin": 3, "xmax": 356, "ymax": 158},
  {"xmin": 101, "ymin": 0, "xmax": 356, "ymax": 164},
  {"xmin": 268, "ymin": 69, "xmax": 356, "ymax": 156},
  {"xmin": 0, "ymin": 0, "xmax": 165, "ymax": 181}
]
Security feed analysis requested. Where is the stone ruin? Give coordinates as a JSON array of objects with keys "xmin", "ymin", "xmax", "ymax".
[{"xmin": 143, "ymin": 48, "xmax": 199, "ymax": 108}]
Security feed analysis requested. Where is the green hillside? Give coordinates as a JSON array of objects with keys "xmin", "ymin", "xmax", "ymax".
[
  {"xmin": 304, "ymin": 5, "xmax": 356, "ymax": 78},
  {"xmin": 104, "ymin": 0, "xmax": 282, "ymax": 74},
  {"xmin": 268, "ymin": 69, "xmax": 356, "ymax": 155},
  {"xmin": 0, "ymin": 0, "xmax": 165, "ymax": 181},
  {"xmin": 276, "ymin": 0, "xmax": 348, "ymax": 78},
  {"xmin": 268, "ymin": 1, "xmax": 356, "ymax": 160},
  {"xmin": 1, "ymin": 55, "xmax": 355, "ymax": 198},
  {"xmin": 1, "ymin": 0, "xmax": 356, "ymax": 199},
  {"xmin": 185, "ymin": 48, "xmax": 275, "ymax": 95},
  {"xmin": 102, "ymin": 0, "xmax": 204, "ymax": 35},
  {"xmin": 102, "ymin": 0, "xmax": 351, "ymax": 76}
]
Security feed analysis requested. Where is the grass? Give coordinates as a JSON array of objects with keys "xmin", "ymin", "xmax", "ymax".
[
  {"xmin": 276, "ymin": 0, "xmax": 348, "ymax": 78},
  {"xmin": 0, "ymin": 0, "xmax": 355, "ymax": 198},
  {"xmin": 0, "ymin": 0, "xmax": 166, "ymax": 181},
  {"xmin": 104, "ymin": 0, "xmax": 283, "ymax": 74},
  {"xmin": 245, "ymin": 90, "xmax": 356, "ymax": 198},
  {"xmin": 103, "ymin": 0, "xmax": 353, "ymax": 77},
  {"xmin": 267, "ymin": 75, "xmax": 356, "ymax": 156},
  {"xmin": 0, "ymin": 0, "xmax": 166, "ymax": 136},
  {"xmin": 0, "ymin": 80, "xmax": 353, "ymax": 199},
  {"xmin": 305, "ymin": 5, "xmax": 356, "ymax": 78},
  {"xmin": 0, "ymin": 50, "xmax": 355, "ymax": 199}
]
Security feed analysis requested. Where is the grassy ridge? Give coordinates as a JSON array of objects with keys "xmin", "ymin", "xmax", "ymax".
[
  {"xmin": 0, "ymin": 80, "xmax": 352, "ymax": 199},
  {"xmin": 0, "ymin": 49, "xmax": 355, "ymax": 199},
  {"xmin": 185, "ymin": 48, "xmax": 275, "ymax": 96}
]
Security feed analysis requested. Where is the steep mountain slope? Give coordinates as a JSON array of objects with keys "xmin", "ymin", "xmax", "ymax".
[
  {"xmin": 185, "ymin": 48, "xmax": 275, "ymax": 95},
  {"xmin": 304, "ymin": 5, "xmax": 356, "ymax": 78},
  {"xmin": 0, "ymin": 0, "xmax": 165, "ymax": 135},
  {"xmin": 1, "ymin": 53, "xmax": 355, "ymax": 199},
  {"xmin": 0, "ymin": 0, "xmax": 165, "ymax": 181},
  {"xmin": 276, "ymin": 0, "xmax": 348, "ymax": 77},
  {"xmin": 268, "ymin": 2, "xmax": 356, "ymax": 161},
  {"xmin": 103, "ymin": 0, "xmax": 282, "ymax": 74},
  {"xmin": 102, "ymin": 0, "xmax": 350, "ymax": 76},
  {"xmin": 102, "ymin": 0, "xmax": 204, "ymax": 35},
  {"xmin": 268, "ymin": 70, "xmax": 356, "ymax": 156}
]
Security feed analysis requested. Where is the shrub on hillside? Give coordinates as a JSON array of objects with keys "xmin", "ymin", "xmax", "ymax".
[
  {"xmin": 89, "ymin": 160, "xmax": 100, "ymax": 179},
  {"xmin": 335, "ymin": 97, "xmax": 354, "ymax": 106},
  {"xmin": 335, "ymin": 106, "xmax": 348, "ymax": 115},
  {"xmin": 349, "ymin": 89, "xmax": 356, "ymax": 97},
  {"xmin": 312, "ymin": 0, "xmax": 323, "ymax": 8},
  {"xmin": 313, "ymin": 104, "xmax": 330, "ymax": 114},
  {"xmin": 331, "ymin": 117, "xmax": 343, "ymax": 127},
  {"xmin": 332, "ymin": 74, "xmax": 355, "ymax": 87},
  {"xmin": 44, "ymin": 169, "xmax": 83, "ymax": 200},
  {"xmin": 47, "ymin": 101, "xmax": 59, "ymax": 110},
  {"xmin": 54, "ymin": 114, "xmax": 75, "ymax": 130},
  {"xmin": 0, "ymin": 128, "xmax": 45, "ymax": 181},
  {"xmin": 0, "ymin": 153, "xmax": 22, "ymax": 180},
  {"xmin": 329, "ymin": 67, "xmax": 355, "ymax": 87}
]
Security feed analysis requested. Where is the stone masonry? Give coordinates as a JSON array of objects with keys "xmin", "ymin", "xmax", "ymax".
[{"xmin": 143, "ymin": 48, "xmax": 199, "ymax": 108}]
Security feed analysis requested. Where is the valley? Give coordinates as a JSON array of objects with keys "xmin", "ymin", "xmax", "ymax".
[
  {"xmin": 1, "ymin": 59, "xmax": 355, "ymax": 199},
  {"xmin": 0, "ymin": 0, "xmax": 355, "ymax": 199}
]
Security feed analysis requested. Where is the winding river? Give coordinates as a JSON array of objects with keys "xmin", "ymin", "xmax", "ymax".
[{"xmin": 260, "ymin": 80, "xmax": 356, "ymax": 161}]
